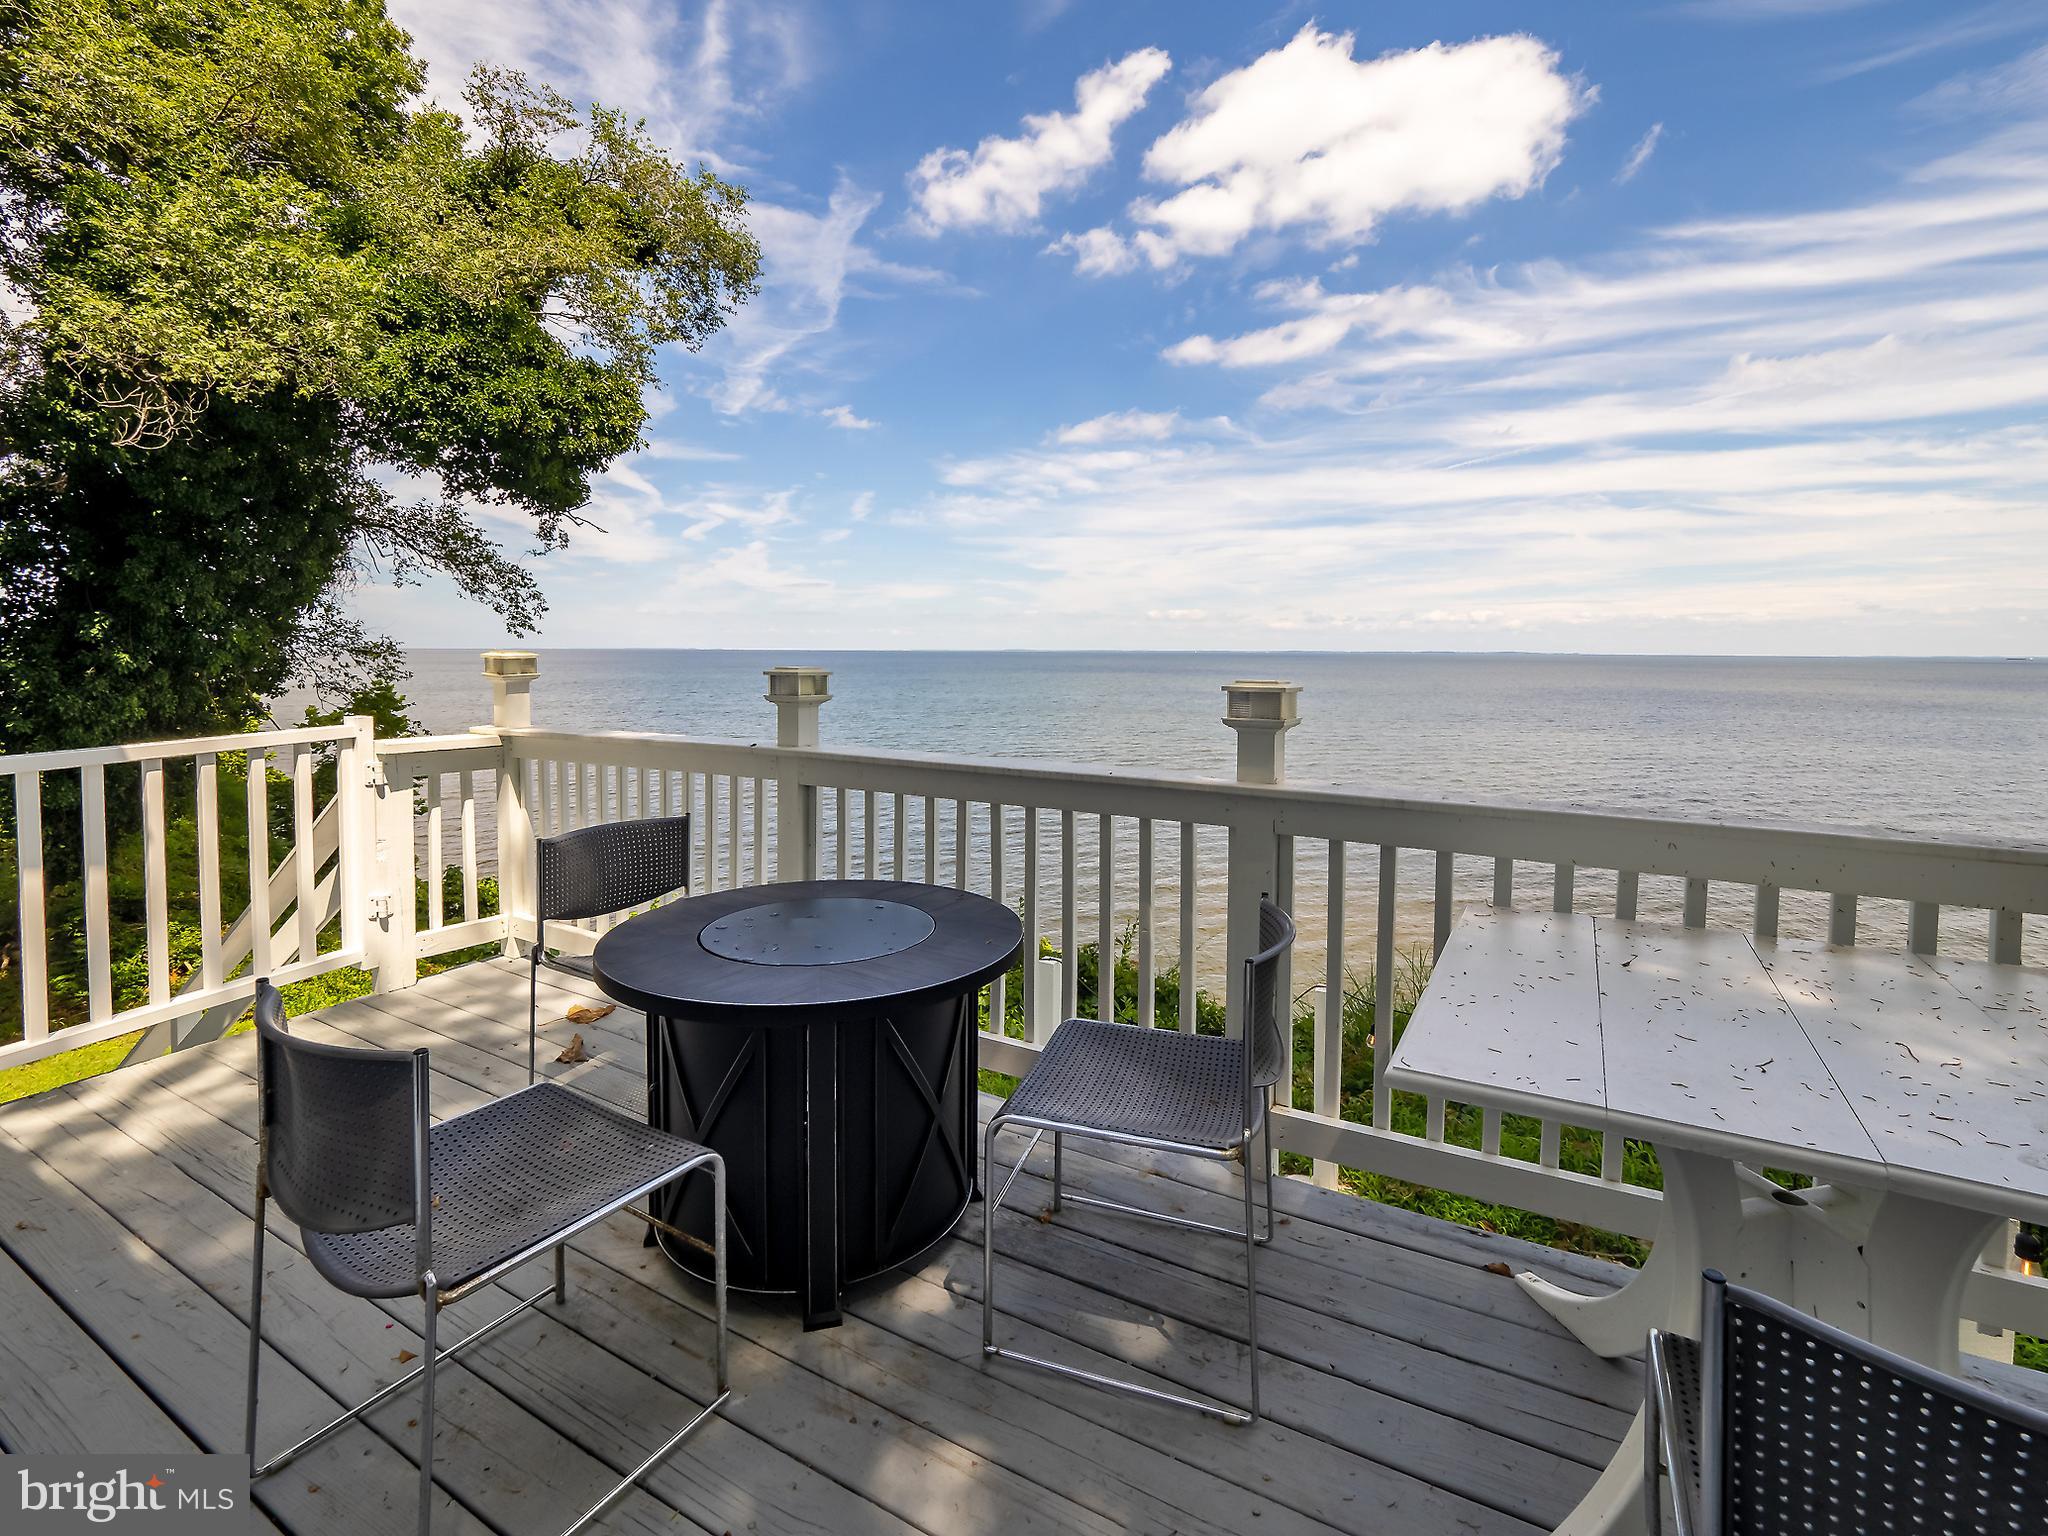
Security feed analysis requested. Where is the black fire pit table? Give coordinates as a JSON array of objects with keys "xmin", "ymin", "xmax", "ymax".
[{"xmin": 591, "ymin": 878, "xmax": 1021, "ymax": 1330}]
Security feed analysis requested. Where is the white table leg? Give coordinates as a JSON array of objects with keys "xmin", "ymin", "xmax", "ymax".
[
  {"xmin": 1550, "ymin": 1409, "xmax": 1651, "ymax": 1536},
  {"xmin": 1518, "ymin": 1145, "xmax": 1744, "ymax": 1358},
  {"xmin": 1861, "ymin": 1191, "xmax": 2004, "ymax": 1373}
]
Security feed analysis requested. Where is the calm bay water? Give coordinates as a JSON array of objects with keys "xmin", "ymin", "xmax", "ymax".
[{"xmin": 397, "ymin": 650, "xmax": 2048, "ymax": 980}]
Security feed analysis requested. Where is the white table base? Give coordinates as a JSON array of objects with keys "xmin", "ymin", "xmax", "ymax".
[{"xmin": 1516, "ymin": 1145, "xmax": 2002, "ymax": 1535}]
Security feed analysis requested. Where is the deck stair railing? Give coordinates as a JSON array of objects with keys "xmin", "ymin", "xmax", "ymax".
[
  {"xmin": 2, "ymin": 722, "xmax": 377, "ymax": 1070},
  {"xmin": 5, "ymin": 651, "xmax": 2046, "ymax": 1346}
]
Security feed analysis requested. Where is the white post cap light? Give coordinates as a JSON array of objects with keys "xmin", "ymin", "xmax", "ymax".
[
  {"xmin": 483, "ymin": 650, "xmax": 539, "ymax": 729},
  {"xmin": 1221, "ymin": 679, "xmax": 1301, "ymax": 786},
  {"xmin": 765, "ymin": 666, "xmax": 832, "ymax": 748}
]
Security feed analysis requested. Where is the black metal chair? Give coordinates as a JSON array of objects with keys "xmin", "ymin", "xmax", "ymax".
[
  {"xmin": 1645, "ymin": 1269, "xmax": 2048, "ymax": 1535},
  {"xmin": 531, "ymin": 815, "xmax": 690, "ymax": 1083},
  {"xmin": 982, "ymin": 896, "xmax": 1296, "ymax": 1424},
  {"xmin": 245, "ymin": 979, "xmax": 728, "ymax": 1536}
]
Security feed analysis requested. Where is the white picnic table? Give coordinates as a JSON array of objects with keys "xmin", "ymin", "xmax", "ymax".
[{"xmin": 1388, "ymin": 909, "xmax": 2048, "ymax": 1536}]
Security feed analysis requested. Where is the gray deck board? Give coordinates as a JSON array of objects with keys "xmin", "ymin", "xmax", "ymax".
[
  {"xmin": 0, "ymin": 1244, "xmax": 198, "ymax": 1456},
  {"xmin": 0, "ymin": 957, "xmax": 1673, "ymax": 1535}
]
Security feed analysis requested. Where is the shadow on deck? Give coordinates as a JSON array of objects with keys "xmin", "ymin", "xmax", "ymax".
[{"xmin": 0, "ymin": 958, "xmax": 1656, "ymax": 1536}]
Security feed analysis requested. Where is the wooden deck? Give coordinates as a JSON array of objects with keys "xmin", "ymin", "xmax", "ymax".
[{"xmin": 3, "ymin": 958, "xmax": 1675, "ymax": 1535}]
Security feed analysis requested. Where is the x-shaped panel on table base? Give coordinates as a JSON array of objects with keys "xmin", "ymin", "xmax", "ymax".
[
  {"xmin": 879, "ymin": 1004, "xmax": 970, "ymax": 1253},
  {"xmin": 664, "ymin": 1028, "xmax": 763, "ymax": 1263}
]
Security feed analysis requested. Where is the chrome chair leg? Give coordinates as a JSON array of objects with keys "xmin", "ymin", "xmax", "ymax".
[
  {"xmin": 981, "ymin": 1117, "xmax": 1256, "ymax": 1425},
  {"xmin": 527, "ymin": 963, "xmax": 537, "ymax": 1087},
  {"xmin": 982, "ymin": 1115, "xmax": 1002, "ymax": 1355},
  {"xmin": 245, "ymin": 1203, "xmax": 265, "ymax": 1465},
  {"xmin": 1050, "ymin": 1131, "xmax": 1063, "ymax": 1212},
  {"xmin": 553, "ymin": 1243, "xmax": 568, "ymax": 1305},
  {"xmin": 1241, "ymin": 1133, "xmax": 1261, "ymax": 1424},
  {"xmin": 418, "ymin": 1278, "xmax": 439, "ymax": 1536},
  {"xmin": 712, "ymin": 1157, "xmax": 729, "ymax": 1393}
]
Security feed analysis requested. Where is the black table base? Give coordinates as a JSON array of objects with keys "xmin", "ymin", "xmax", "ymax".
[{"xmin": 647, "ymin": 990, "xmax": 980, "ymax": 1329}]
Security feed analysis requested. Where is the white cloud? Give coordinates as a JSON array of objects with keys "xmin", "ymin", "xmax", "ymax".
[
  {"xmin": 1044, "ymin": 226, "xmax": 1139, "ymax": 277},
  {"xmin": 849, "ymin": 491, "xmax": 875, "ymax": 520},
  {"xmin": 909, "ymin": 49, "xmax": 1172, "ymax": 233},
  {"xmin": 1125, "ymin": 27, "xmax": 1591, "ymax": 266},
  {"xmin": 1617, "ymin": 123, "xmax": 1664, "ymax": 183},
  {"xmin": 390, "ymin": 0, "xmax": 806, "ymax": 173},
  {"xmin": 905, "ymin": 121, "xmax": 2048, "ymax": 652},
  {"xmin": 821, "ymin": 404, "xmax": 877, "ymax": 430},
  {"xmin": 1053, "ymin": 409, "xmax": 1181, "ymax": 445}
]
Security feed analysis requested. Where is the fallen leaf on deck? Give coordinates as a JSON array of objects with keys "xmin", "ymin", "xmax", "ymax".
[
  {"xmin": 556, "ymin": 1033, "xmax": 590, "ymax": 1064},
  {"xmin": 395, "ymin": 1349, "xmax": 417, "ymax": 1364},
  {"xmin": 1482, "ymin": 1262, "xmax": 1513, "ymax": 1277},
  {"xmin": 15, "ymin": 1219, "xmax": 44, "ymax": 1231},
  {"xmin": 566, "ymin": 1003, "xmax": 615, "ymax": 1026}
]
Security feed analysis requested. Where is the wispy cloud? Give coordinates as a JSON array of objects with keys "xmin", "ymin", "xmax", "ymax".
[
  {"xmin": 1053, "ymin": 408, "xmax": 1181, "ymax": 444},
  {"xmin": 1909, "ymin": 41, "xmax": 2048, "ymax": 118},
  {"xmin": 910, "ymin": 49, "xmax": 1172, "ymax": 234},
  {"xmin": 1680, "ymin": 0, "xmax": 1881, "ymax": 18},
  {"xmin": 1814, "ymin": 2, "xmax": 2044, "ymax": 82},
  {"xmin": 696, "ymin": 179, "xmax": 945, "ymax": 415},
  {"xmin": 820, "ymin": 404, "xmax": 877, "ymax": 430},
  {"xmin": 1616, "ymin": 122, "xmax": 1664, "ymax": 183}
]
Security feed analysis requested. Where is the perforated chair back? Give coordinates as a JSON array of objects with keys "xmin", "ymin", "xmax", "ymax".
[
  {"xmin": 1698, "ymin": 1269, "xmax": 2048, "ymax": 1535},
  {"xmin": 1245, "ymin": 898, "xmax": 1296, "ymax": 1091},
  {"xmin": 254, "ymin": 979, "xmax": 422, "ymax": 1236},
  {"xmin": 536, "ymin": 815, "xmax": 691, "ymax": 925}
]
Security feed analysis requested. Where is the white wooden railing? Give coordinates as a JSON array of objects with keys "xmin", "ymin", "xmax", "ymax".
[{"xmin": 6, "ymin": 654, "xmax": 2046, "ymax": 1341}]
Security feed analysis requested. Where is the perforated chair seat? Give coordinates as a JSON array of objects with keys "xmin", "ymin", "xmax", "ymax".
[
  {"xmin": 302, "ymin": 1082, "xmax": 710, "ymax": 1300},
  {"xmin": 1001, "ymin": 1019, "xmax": 1257, "ymax": 1151}
]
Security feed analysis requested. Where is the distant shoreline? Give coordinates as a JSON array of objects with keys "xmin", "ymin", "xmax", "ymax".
[{"xmin": 398, "ymin": 646, "xmax": 2045, "ymax": 663}]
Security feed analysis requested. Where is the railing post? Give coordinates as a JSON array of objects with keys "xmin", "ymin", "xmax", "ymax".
[
  {"xmin": 365, "ymin": 724, "xmax": 418, "ymax": 993},
  {"xmin": 1222, "ymin": 680, "xmax": 1299, "ymax": 1042},
  {"xmin": 766, "ymin": 667, "xmax": 830, "ymax": 881},
  {"xmin": 484, "ymin": 651, "xmax": 539, "ymax": 956},
  {"xmin": 336, "ymin": 714, "xmax": 375, "ymax": 961}
]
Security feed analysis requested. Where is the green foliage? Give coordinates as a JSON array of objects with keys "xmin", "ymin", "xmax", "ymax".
[
  {"xmin": 299, "ymin": 679, "xmax": 423, "ymax": 743},
  {"xmin": 0, "ymin": 0, "xmax": 761, "ymax": 755}
]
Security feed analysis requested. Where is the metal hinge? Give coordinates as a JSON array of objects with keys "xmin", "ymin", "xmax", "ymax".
[
  {"xmin": 368, "ymin": 891, "xmax": 394, "ymax": 922},
  {"xmin": 364, "ymin": 760, "xmax": 388, "ymax": 789}
]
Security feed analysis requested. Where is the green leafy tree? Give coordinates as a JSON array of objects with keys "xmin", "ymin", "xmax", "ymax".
[{"xmin": 0, "ymin": 0, "xmax": 760, "ymax": 758}]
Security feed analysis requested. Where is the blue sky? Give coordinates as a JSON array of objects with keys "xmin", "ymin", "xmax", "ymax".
[{"xmin": 362, "ymin": 0, "xmax": 2048, "ymax": 655}]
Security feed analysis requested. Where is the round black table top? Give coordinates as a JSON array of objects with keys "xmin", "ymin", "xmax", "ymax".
[{"xmin": 592, "ymin": 879, "xmax": 1023, "ymax": 1024}]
